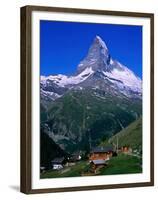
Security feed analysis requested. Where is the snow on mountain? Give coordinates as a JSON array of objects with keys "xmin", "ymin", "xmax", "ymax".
[
  {"xmin": 41, "ymin": 89, "xmax": 62, "ymax": 99},
  {"xmin": 103, "ymin": 62, "xmax": 142, "ymax": 93},
  {"xmin": 41, "ymin": 67, "xmax": 94, "ymax": 87},
  {"xmin": 40, "ymin": 35, "xmax": 142, "ymax": 101}
]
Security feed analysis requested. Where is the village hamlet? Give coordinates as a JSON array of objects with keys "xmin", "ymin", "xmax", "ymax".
[{"xmin": 40, "ymin": 140, "xmax": 141, "ymax": 179}]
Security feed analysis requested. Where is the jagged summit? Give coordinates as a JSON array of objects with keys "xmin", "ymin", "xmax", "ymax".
[
  {"xmin": 94, "ymin": 35, "xmax": 108, "ymax": 50},
  {"xmin": 77, "ymin": 35, "xmax": 111, "ymax": 74}
]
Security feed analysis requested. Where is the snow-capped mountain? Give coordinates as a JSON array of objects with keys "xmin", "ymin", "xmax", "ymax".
[
  {"xmin": 40, "ymin": 35, "xmax": 142, "ymax": 103},
  {"xmin": 40, "ymin": 36, "xmax": 142, "ymax": 152}
]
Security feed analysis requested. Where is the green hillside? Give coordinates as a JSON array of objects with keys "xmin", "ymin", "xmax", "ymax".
[
  {"xmin": 43, "ymin": 89, "xmax": 142, "ymax": 153},
  {"xmin": 100, "ymin": 154, "xmax": 142, "ymax": 175},
  {"xmin": 101, "ymin": 117, "xmax": 142, "ymax": 151}
]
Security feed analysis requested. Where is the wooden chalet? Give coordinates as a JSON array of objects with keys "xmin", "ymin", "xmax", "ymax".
[
  {"xmin": 90, "ymin": 159, "xmax": 107, "ymax": 172},
  {"xmin": 51, "ymin": 157, "xmax": 67, "ymax": 170},
  {"xmin": 89, "ymin": 146, "xmax": 114, "ymax": 162}
]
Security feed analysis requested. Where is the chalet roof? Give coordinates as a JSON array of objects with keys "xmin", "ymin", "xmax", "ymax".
[
  {"xmin": 91, "ymin": 159, "xmax": 106, "ymax": 165},
  {"xmin": 91, "ymin": 146, "xmax": 113, "ymax": 153},
  {"xmin": 51, "ymin": 157, "xmax": 65, "ymax": 164}
]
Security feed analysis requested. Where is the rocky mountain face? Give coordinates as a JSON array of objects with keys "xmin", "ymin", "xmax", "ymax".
[{"xmin": 40, "ymin": 36, "xmax": 142, "ymax": 153}]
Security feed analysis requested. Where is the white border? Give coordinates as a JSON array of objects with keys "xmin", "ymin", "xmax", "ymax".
[{"xmin": 32, "ymin": 11, "xmax": 151, "ymax": 189}]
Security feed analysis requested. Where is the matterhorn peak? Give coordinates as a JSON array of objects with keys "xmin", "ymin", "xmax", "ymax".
[
  {"xmin": 94, "ymin": 35, "xmax": 108, "ymax": 50},
  {"xmin": 77, "ymin": 35, "xmax": 111, "ymax": 74},
  {"xmin": 41, "ymin": 35, "xmax": 142, "ymax": 102}
]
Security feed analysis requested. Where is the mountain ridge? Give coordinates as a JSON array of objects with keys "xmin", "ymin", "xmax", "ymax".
[{"xmin": 41, "ymin": 36, "xmax": 142, "ymax": 104}]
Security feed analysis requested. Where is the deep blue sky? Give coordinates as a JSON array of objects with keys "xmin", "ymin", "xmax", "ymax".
[{"xmin": 40, "ymin": 20, "xmax": 142, "ymax": 78}]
